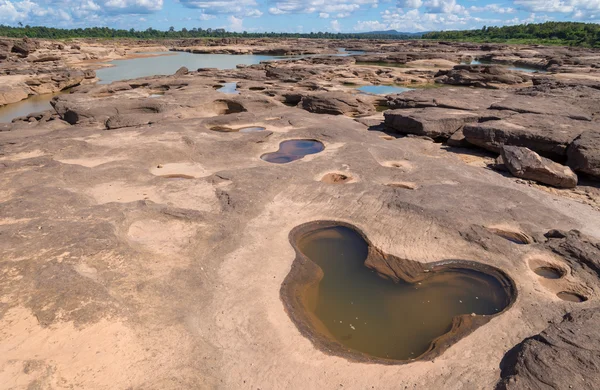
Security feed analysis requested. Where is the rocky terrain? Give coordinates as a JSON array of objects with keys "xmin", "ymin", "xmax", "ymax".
[{"xmin": 1, "ymin": 38, "xmax": 600, "ymax": 389}]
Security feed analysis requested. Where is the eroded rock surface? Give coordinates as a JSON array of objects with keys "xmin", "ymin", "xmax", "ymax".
[
  {"xmin": 497, "ymin": 309, "xmax": 600, "ymax": 390},
  {"xmin": 1, "ymin": 38, "xmax": 600, "ymax": 390}
]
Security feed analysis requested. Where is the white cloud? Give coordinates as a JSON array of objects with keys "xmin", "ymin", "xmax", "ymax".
[
  {"xmin": 180, "ymin": 0, "xmax": 257, "ymax": 15},
  {"xmin": 424, "ymin": 0, "xmax": 466, "ymax": 14},
  {"xmin": 0, "ymin": 0, "xmax": 163, "ymax": 25},
  {"xmin": 319, "ymin": 12, "xmax": 329, "ymax": 18},
  {"xmin": 469, "ymin": 4, "xmax": 516, "ymax": 14},
  {"xmin": 246, "ymin": 8, "xmax": 263, "ymax": 17},
  {"xmin": 330, "ymin": 19, "xmax": 341, "ymax": 31},
  {"xmin": 228, "ymin": 14, "xmax": 243, "ymax": 31},
  {"xmin": 397, "ymin": 0, "xmax": 422, "ymax": 8},
  {"xmin": 268, "ymin": 0, "xmax": 378, "ymax": 17},
  {"xmin": 513, "ymin": 0, "xmax": 574, "ymax": 13}
]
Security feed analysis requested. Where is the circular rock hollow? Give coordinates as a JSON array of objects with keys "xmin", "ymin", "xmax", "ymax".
[
  {"xmin": 281, "ymin": 221, "xmax": 517, "ymax": 364},
  {"xmin": 150, "ymin": 163, "xmax": 207, "ymax": 179},
  {"xmin": 557, "ymin": 292, "xmax": 588, "ymax": 303},
  {"xmin": 321, "ymin": 173, "xmax": 353, "ymax": 184},
  {"xmin": 528, "ymin": 256, "xmax": 566, "ymax": 280},
  {"xmin": 249, "ymin": 86, "xmax": 266, "ymax": 91},
  {"xmin": 261, "ymin": 139, "xmax": 325, "ymax": 164},
  {"xmin": 381, "ymin": 160, "xmax": 412, "ymax": 171},
  {"xmin": 386, "ymin": 182, "xmax": 417, "ymax": 190},
  {"xmin": 160, "ymin": 174, "xmax": 196, "ymax": 180},
  {"xmin": 534, "ymin": 267, "xmax": 564, "ymax": 279},
  {"xmin": 210, "ymin": 126, "xmax": 236, "ymax": 133},
  {"xmin": 488, "ymin": 227, "xmax": 531, "ymax": 245},
  {"xmin": 214, "ymin": 100, "xmax": 246, "ymax": 115}
]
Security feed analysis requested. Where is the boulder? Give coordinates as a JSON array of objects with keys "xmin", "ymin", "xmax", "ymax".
[
  {"xmin": 300, "ymin": 92, "xmax": 374, "ymax": 116},
  {"xmin": 567, "ymin": 131, "xmax": 600, "ymax": 179},
  {"xmin": 384, "ymin": 108, "xmax": 481, "ymax": 140},
  {"xmin": 52, "ymin": 95, "xmax": 171, "ymax": 125},
  {"xmin": 0, "ymin": 84, "xmax": 29, "ymax": 106},
  {"xmin": 435, "ymin": 65, "xmax": 531, "ymax": 88},
  {"xmin": 105, "ymin": 114, "xmax": 159, "ymax": 130},
  {"xmin": 83, "ymin": 69, "xmax": 96, "ymax": 79},
  {"xmin": 0, "ymin": 40, "xmax": 11, "ymax": 60},
  {"xmin": 463, "ymin": 114, "xmax": 592, "ymax": 159},
  {"xmin": 11, "ymin": 39, "xmax": 33, "ymax": 57},
  {"xmin": 174, "ymin": 66, "xmax": 189, "ymax": 76},
  {"xmin": 496, "ymin": 309, "xmax": 600, "ymax": 390},
  {"xmin": 501, "ymin": 145, "xmax": 577, "ymax": 188}
]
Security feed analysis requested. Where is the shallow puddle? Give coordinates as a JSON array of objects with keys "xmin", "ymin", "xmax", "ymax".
[
  {"xmin": 217, "ymin": 82, "xmax": 239, "ymax": 95},
  {"xmin": 557, "ymin": 292, "xmax": 587, "ymax": 303},
  {"xmin": 534, "ymin": 267, "xmax": 563, "ymax": 279},
  {"xmin": 291, "ymin": 225, "xmax": 512, "ymax": 361},
  {"xmin": 358, "ymin": 85, "xmax": 413, "ymax": 95},
  {"xmin": 261, "ymin": 140, "xmax": 324, "ymax": 164}
]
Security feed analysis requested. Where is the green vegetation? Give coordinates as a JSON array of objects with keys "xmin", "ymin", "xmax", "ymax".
[
  {"xmin": 423, "ymin": 22, "xmax": 600, "ymax": 47},
  {"xmin": 2, "ymin": 22, "xmax": 599, "ymax": 46},
  {"xmin": 0, "ymin": 25, "xmax": 413, "ymax": 40}
]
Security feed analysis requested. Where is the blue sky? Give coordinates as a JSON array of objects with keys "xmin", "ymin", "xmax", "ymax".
[{"xmin": 0, "ymin": 0, "xmax": 599, "ymax": 33}]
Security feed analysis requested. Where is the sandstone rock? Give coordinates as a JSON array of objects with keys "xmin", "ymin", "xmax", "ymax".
[
  {"xmin": 463, "ymin": 114, "xmax": 592, "ymax": 159},
  {"xmin": 386, "ymin": 88, "xmax": 509, "ymax": 111},
  {"xmin": 447, "ymin": 128, "xmax": 469, "ymax": 147},
  {"xmin": 567, "ymin": 131, "xmax": 600, "ymax": 179},
  {"xmin": 52, "ymin": 95, "xmax": 170, "ymax": 125},
  {"xmin": 384, "ymin": 108, "xmax": 481, "ymax": 140},
  {"xmin": 0, "ymin": 84, "xmax": 30, "ymax": 106},
  {"xmin": 545, "ymin": 229, "xmax": 600, "ymax": 277},
  {"xmin": 105, "ymin": 114, "xmax": 158, "ymax": 130},
  {"xmin": 501, "ymin": 145, "xmax": 577, "ymax": 188},
  {"xmin": 83, "ymin": 70, "xmax": 96, "ymax": 79},
  {"xmin": 491, "ymin": 95, "xmax": 592, "ymax": 121},
  {"xmin": 435, "ymin": 65, "xmax": 531, "ymax": 88},
  {"xmin": 175, "ymin": 66, "xmax": 189, "ymax": 76},
  {"xmin": 497, "ymin": 309, "xmax": 600, "ymax": 390},
  {"xmin": 300, "ymin": 92, "xmax": 374, "ymax": 116},
  {"xmin": 11, "ymin": 39, "xmax": 33, "ymax": 57},
  {"xmin": 30, "ymin": 54, "xmax": 62, "ymax": 63}
]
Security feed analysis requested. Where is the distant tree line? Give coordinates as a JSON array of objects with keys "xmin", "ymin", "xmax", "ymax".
[
  {"xmin": 423, "ymin": 22, "xmax": 600, "ymax": 47},
  {"xmin": 0, "ymin": 24, "xmax": 412, "ymax": 40}
]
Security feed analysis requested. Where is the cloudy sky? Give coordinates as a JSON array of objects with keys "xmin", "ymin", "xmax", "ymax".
[{"xmin": 0, "ymin": 0, "xmax": 598, "ymax": 33}]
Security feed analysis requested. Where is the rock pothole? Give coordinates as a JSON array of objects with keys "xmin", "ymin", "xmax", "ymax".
[
  {"xmin": 150, "ymin": 163, "xmax": 208, "ymax": 178},
  {"xmin": 320, "ymin": 173, "xmax": 353, "ymax": 184},
  {"xmin": 214, "ymin": 100, "xmax": 246, "ymax": 115},
  {"xmin": 487, "ymin": 227, "xmax": 532, "ymax": 245},
  {"xmin": 261, "ymin": 139, "xmax": 325, "ymax": 164},
  {"xmin": 381, "ymin": 160, "xmax": 413, "ymax": 171},
  {"xmin": 282, "ymin": 221, "xmax": 517, "ymax": 363},
  {"xmin": 386, "ymin": 182, "xmax": 418, "ymax": 190},
  {"xmin": 528, "ymin": 256, "xmax": 566, "ymax": 280},
  {"xmin": 557, "ymin": 291, "xmax": 588, "ymax": 303}
]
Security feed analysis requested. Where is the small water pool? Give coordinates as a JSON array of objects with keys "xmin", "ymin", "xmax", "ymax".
[{"xmin": 358, "ymin": 85, "xmax": 414, "ymax": 95}]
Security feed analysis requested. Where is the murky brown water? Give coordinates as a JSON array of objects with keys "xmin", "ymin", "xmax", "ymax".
[
  {"xmin": 297, "ymin": 225, "xmax": 511, "ymax": 360},
  {"xmin": 557, "ymin": 292, "xmax": 587, "ymax": 302},
  {"xmin": 534, "ymin": 267, "xmax": 563, "ymax": 279},
  {"xmin": 261, "ymin": 140, "xmax": 324, "ymax": 164},
  {"xmin": 0, "ymin": 92, "xmax": 63, "ymax": 123}
]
